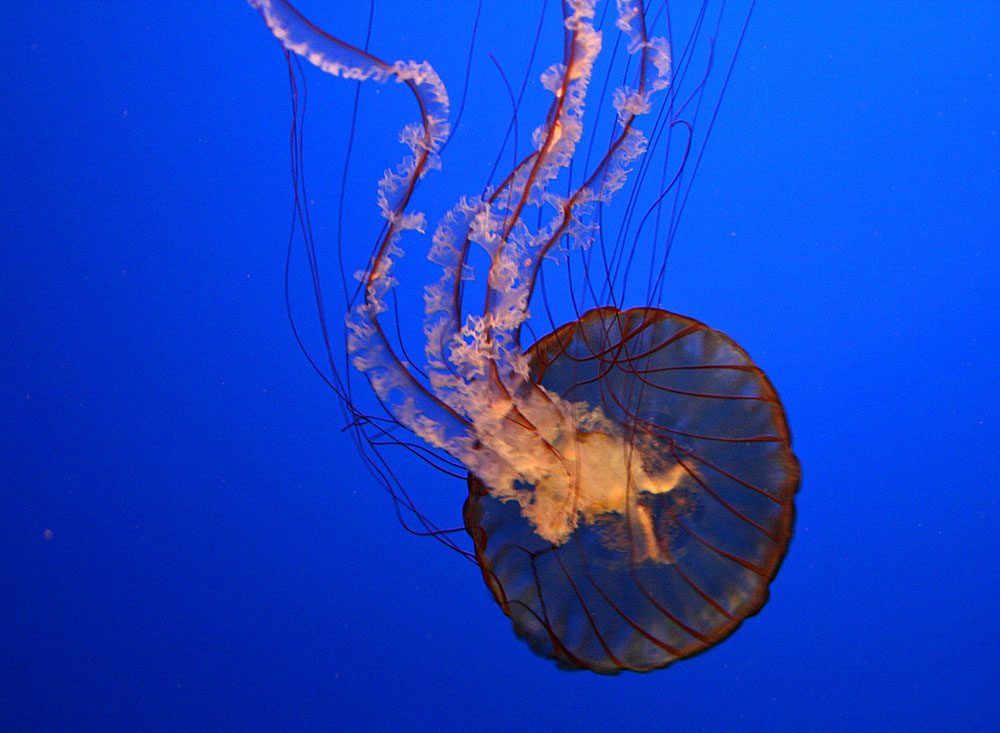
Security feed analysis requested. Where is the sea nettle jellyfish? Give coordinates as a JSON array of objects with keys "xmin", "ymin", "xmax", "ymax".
[{"xmin": 249, "ymin": 0, "xmax": 799, "ymax": 673}]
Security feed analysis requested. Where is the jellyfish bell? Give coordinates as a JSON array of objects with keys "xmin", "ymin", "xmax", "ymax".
[
  {"xmin": 249, "ymin": 0, "xmax": 799, "ymax": 673},
  {"xmin": 465, "ymin": 305, "xmax": 798, "ymax": 673}
]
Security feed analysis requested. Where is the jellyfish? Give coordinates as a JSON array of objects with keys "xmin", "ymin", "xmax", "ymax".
[{"xmin": 249, "ymin": 0, "xmax": 799, "ymax": 673}]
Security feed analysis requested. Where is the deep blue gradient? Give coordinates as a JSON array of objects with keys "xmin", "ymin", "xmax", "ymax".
[{"xmin": 2, "ymin": 2, "xmax": 998, "ymax": 730}]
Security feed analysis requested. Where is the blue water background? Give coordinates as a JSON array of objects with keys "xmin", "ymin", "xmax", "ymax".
[{"xmin": 2, "ymin": 2, "xmax": 998, "ymax": 730}]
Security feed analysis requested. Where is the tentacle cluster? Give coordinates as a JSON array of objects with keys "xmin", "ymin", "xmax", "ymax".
[{"xmin": 251, "ymin": 0, "xmax": 674, "ymax": 544}]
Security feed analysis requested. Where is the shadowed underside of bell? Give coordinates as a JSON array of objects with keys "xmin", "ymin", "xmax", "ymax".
[{"xmin": 464, "ymin": 307, "xmax": 800, "ymax": 674}]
